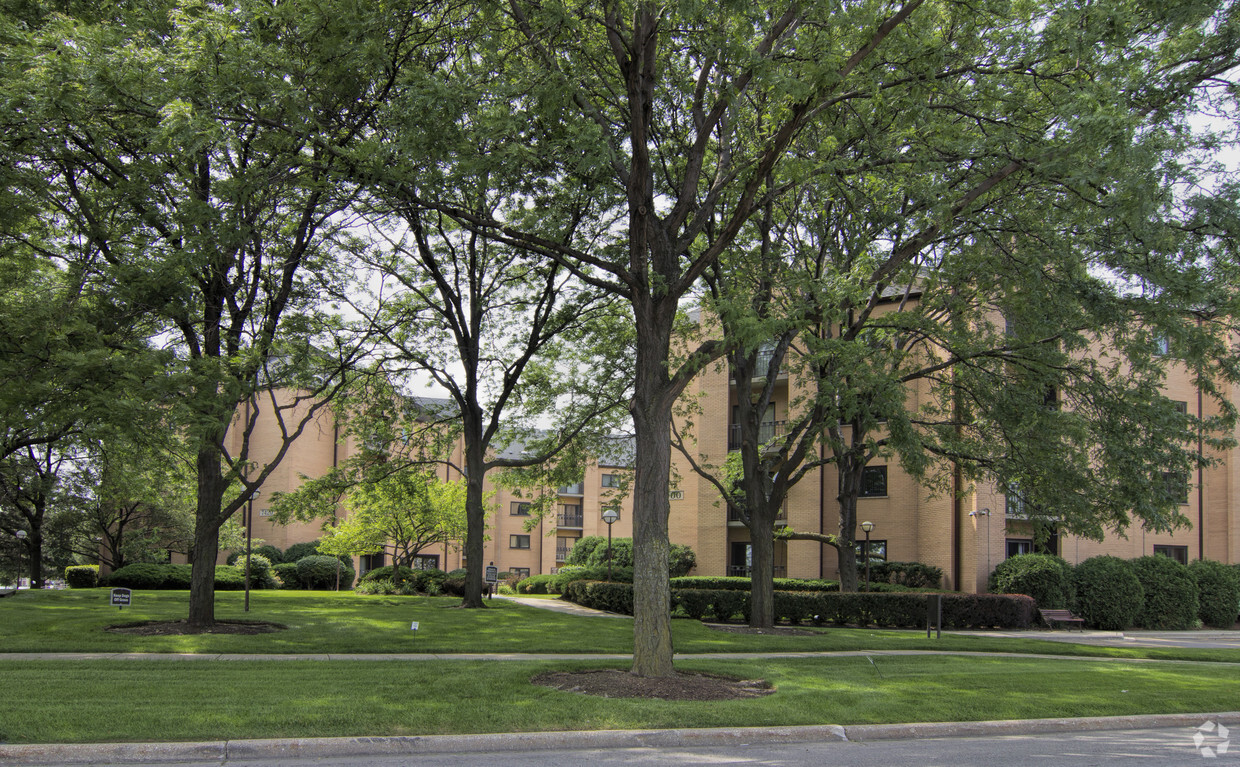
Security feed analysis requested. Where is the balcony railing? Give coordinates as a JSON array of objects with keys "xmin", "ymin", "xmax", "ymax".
[
  {"xmin": 557, "ymin": 506, "xmax": 584, "ymax": 528},
  {"xmin": 727, "ymin": 504, "xmax": 786, "ymax": 523},
  {"xmin": 727, "ymin": 565, "xmax": 787, "ymax": 578},
  {"xmin": 555, "ymin": 542, "xmax": 573, "ymax": 561},
  {"xmin": 728, "ymin": 420, "xmax": 787, "ymax": 450},
  {"xmin": 558, "ymin": 483, "xmax": 584, "ymax": 495}
]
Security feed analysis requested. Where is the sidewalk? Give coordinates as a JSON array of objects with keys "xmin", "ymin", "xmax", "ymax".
[{"xmin": 3, "ymin": 712, "xmax": 1237, "ymax": 765}]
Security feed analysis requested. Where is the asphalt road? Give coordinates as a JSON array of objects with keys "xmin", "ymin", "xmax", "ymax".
[{"xmin": 57, "ymin": 726, "xmax": 1229, "ymax": 767}]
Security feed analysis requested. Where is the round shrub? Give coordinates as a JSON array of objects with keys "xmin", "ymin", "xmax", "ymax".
[
  {"xmin": 669, "ymin": 543, "xmax": 697, "ymax": 577},
  {"xmin": 295, "ymin": 555, "xmax": 355, "ymax": 590},
  {"xmin": 585, "ymin": 538, "xmax": 634, "ymax": 569},
  {"xmin": 413, "ymin": 568, "xmax": 447, "ymax": 594},
  {"xmin": 564, "ymin": 537, "xmax": 605, "ymax": 566},
  {"xmin": 254, "ymin": 545, "xmax": 285, "ymax": 564},
  {"xmin": 517, "ymin": 574, "xmax": 559, "ymax": 594},
  {"xmin": 1190, "ymin": 559, "xmax": 1240, "ymax": 628},
  {"xmin": 107, "ymin": 563, "xmax": 168, "ymax": 590},
  {"xmin": 1072, "ymin": 556, "xmax": 1143, "ymax": 630},
  {"xmin": 272, "ymin": 562, "xmax": 301, "ymax": 589},
  {"xmin": 64, "ymin": 565, "xmax": 99, "ymax": 589},
  {"xmin": 1130, "ymin": 555, "xmax": 1198, "ymax": 630},
  {"xmin": 989, "ymin": 554, "xmax": 1073, "ymax": 609},
  {"xmin": 282, "ymin": 541, "xmax": 322, "ymax": 563}
]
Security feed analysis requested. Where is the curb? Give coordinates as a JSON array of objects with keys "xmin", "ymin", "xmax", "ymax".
[{"xmin": 2, "ymin": 713, "xmax": 1236, "ymax": 764}]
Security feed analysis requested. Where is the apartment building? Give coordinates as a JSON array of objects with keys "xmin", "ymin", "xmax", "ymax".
[{"xmin": 230, "ymin": 323, "xmax": 1239, "ymax": 591}]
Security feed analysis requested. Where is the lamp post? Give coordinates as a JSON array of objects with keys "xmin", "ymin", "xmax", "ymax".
[
  {"xmin": 601, "ymin": 508, "xmax": 619, "ymax": 582},
  {"xmin": 244, "ymin": 491, "xmax": 260, "ymax": 613},
  {"xmin": 860, "ymin": 521, "xmax": 874, "ymax": 591},
  {"xmin": 969, "ymin": 509, "xmax": 991, "ymax": 584},
  {"xmin": 15, "ymin": 530, "xmax": 27, "ymax": 590}
]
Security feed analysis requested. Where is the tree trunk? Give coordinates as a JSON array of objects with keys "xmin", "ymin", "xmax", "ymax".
[
  {"xmin": 461, "ymin": 436, "xmax": 487, "ymax": 608},
  {"xmin": 187, "ymin": 447, "xmax": 227, "ymax": 629},
  {"xmin": 748, "ymin": 514, "xmax": 775, "ymax": 628},
  {"xmin": 629, "ymin": 332, "xmax": 675, "ymax": 677},
  {"xmin": 837, "ymin": 492, "xmax": 859, "ymax": 592}
]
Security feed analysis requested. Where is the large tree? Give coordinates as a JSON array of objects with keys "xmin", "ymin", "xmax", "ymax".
[
  {"xmin": 0, "ymin": 0, "xmax": 458, "ymax": 625},
  {"xmin": 357, "ymin": 0, "xmax": 1240, "ymax": 674}
]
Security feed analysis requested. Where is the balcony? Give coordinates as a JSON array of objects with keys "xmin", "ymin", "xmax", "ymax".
[
  {"xmin": 555, "ymin": 541, "xmax": 573, "ymax": 561},
  {"xmin": 558, "ymin": 483, "xmax": 584, "ymax": 496},
  {"xmin": 728, "ymin": 504, "xmax": 787, "ymax": 526},
  {"xmin": 557, "ymin": 505, "xmax": 584, "ymax": 528},
  {"xmin": 727, "ymin": 565, "xmax": 787, "ymax": 578},
  {"xmin": 728, "ymin": 420, "xmax": 787, "ymax": 451}
]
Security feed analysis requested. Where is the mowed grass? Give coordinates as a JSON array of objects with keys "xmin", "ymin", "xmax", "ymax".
[
  {"xmin": 1, "ymin": 655, "xmax": 1237, "ymax": 744},
  {"xmin": 4, "ymin": 589, "xmax": 1240, "ymax": 662}
]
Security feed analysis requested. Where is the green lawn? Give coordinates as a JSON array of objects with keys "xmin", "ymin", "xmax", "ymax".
[
  {"xmin": 4, "ymin": 588, "xmax": 1239, "ymax": 662},
  {"xmin": 1, "ymin": 655, "xmax": 1237, "ymax": 744}
]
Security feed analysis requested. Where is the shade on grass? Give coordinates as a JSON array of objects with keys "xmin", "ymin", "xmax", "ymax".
[
  {"xmin": 4, "ymin": 590, "xmax": 1240, "ymax": 663},
  {"xmin": 1, "ymin": 656, "xmax": 1237, "ymax": 744}
]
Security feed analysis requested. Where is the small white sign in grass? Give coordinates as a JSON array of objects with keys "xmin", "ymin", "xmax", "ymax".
[{"xmin": 410, "ymin": 621, "xmax": 419, "ymax": 632}]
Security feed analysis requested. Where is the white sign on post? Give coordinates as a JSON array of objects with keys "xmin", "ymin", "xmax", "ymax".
[{"xmin": 410, "ymin": 621, "xmax": 419, "ymax": 632}]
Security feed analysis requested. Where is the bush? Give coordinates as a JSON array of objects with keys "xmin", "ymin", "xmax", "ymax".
[
  {"xmin": 295, "ymin": 555, "xmax": 355, "ymax": 590},
  {"xmin": 989, "ymin": 554, "xmax": 1074, "ymax": 609},
  {"xmin": 564, "ymin": 537, "xmax": 606, "ymax": 566},
  {"xmin": 562, "ymin": 580, "xmax": 635, "ymax": 615},
  {"xmin": 669, "ymin": 576, "xmax": 838, "ymax": 592},
  {"xmin": 1072, "ymin": 556, "xmax": 1143, "ymax": 630},
  {"xmin": 869, "ymin": 561, "xmax": 944, "ymax": 589},
  {"xmin": 414, "ymin": 568, "xmax": 447, "ymax": 594},
  {"xmin": 553, "ymin": 565, "xmax": 633, "ymax": 591},
  {"xmin": 517, "ymin": 574, "xmax": 560, "ymax": 594},
  {"xmin": 272, "ymin": 562, "xmax": 301, "ymax": 589},
  {"xmin": 1130, "ymin": 555, "xmax": 1198, "ymax": 630},
  {"xmin": 163, "ymin": 564, "xmax": 193, "ymax": 589},
  {"xmin": 673, "ymin": 588, "xmax": 714, "ymax": 620},
  {"xmin": 254, "ymin": 545, "xmax": 285, "ymax": 564},
  {"xmin": 359, "ymin": 565, "xmax": 417, "ymax": 583},
  {"xmin": 107, "ymin": 563, "xmax": 169, "ymax": 590},
  {"xmin": 282, "ymin": 541, "xmax": 322, "ymax": 564},
  {"xmin": 354, "ymin": 579, "xmax": 398, "ymax": 595},
  {"xmin": 214, "ymin": 565, "xmax": 246, "ymax": 590},
  {"xmin": 669, "ymin": 544, "xmax": 697, "ymax": 577},
  {"xmin": 441, "ymin": 575, "xmax": 466, "ymax": 597},
  {"xmin": 1189, "ymin": 559, "xmax": 1240, "ymax": 628},
  {"xmin": 64, "ymin": 565, "xmax": 99, "ymax": 589}
]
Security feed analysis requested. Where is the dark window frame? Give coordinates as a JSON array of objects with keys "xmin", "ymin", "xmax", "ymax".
[
  {"xmin": 859, "ymin": 465, "xmax": 888, "ymax": 498},
  {"xmin": 1153, "ymin": 544, "xmax": 1188, "ymax": 565},
  {"xmin": 510, "ymin": 501, "xmax": 531, "ymax": 516},
  {"xmin": 509, "ymin": 534, "xmax": 531, "ymax": 550}
]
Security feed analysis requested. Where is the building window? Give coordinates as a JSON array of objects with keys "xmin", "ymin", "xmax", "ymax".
[
  {"xmin": 855, "ymin": 539, "xmax": 887, "ymax": 563},
  {"xmin": 601, "ymin": 473, "xmax": 620, "ymax": 488},
  {"xmin": 1162, "ymin": 472, "xmax": 1189, "ymax": 505},
  {"xmin": 1005, "ymin": 486, "xmax": 1027, "ymax": 519},
  {"xmin": 510, "ymin": 567, "xmax": 531, "ymax": 579},
  {"xmin": 411, "ymin": 555, "xmax": 439, "ymax": 570},
  {"xmin": 360, "ymin": 552, "xmax": 386, "ymax": 574},
  {"xmin": 1153, "ymin": 335, "xmax": 1171, "ymax": 356},
  {"xmin": 859, "ymin": 466, "xmax": 888, "ymax": 497},
  {"xmin": 1174, "ymin": 400, "xmax": 1188, "ymax": 415},
  {"xmin": 509, "ymin": 535, "xmax": 530, "ymax": 549},
  {"xmin": 510, "ymin": 501, "xmax": 531, "ymax": 516},
  {"xmin": 1006, "ymin": 539, "xmax": 1033, "ymax": 558},
  {"xmin": 1153, "ymin": 545, "xmax": 1188, "ymax": 565}
]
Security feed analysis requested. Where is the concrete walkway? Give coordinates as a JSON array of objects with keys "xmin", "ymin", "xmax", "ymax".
[{"xmin": 494, "ymin": 594, "xmax": 630, "ymax": 617}]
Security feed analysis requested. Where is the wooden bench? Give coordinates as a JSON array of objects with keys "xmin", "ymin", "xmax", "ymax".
[{"xmin": 1039, "ymin": 608, "xmax": 1085, "ymax": 630}]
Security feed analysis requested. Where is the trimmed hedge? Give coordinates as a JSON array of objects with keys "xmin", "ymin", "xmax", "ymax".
[
  {"xmin": 1072, "ymin": 556, "xmax": 1143, "ymax": 630},
  {"xmin": 989, "ymin": 554, "xmax": 1073, "ymax": 609},
  {"xmin": 1131, "ymin": 555, "xmax": 1198, "ymax": 630},
  {"xmin": 516, "ymin": 574, "xmax": 560, "ymax": 594},
  {"xmin": 669, "ymin": 576, "xmax": 839, "ymax": 592},
  {"xmin": 64, "ymin": 565, "xmax": 99, "ymax": 589},
  {"xmin": 106, "ymin": 563, "xmax": 169, "ymax": 589},
  {"xmin": 565, "ymin": 537, "xmax": 696, "ymax": 576},
  {"xmin": 1189, "ymin": 559, "xmax": 1240, "ymax": 628},
  {"xmin": 569, "ymin": 581, "xmax": 1035, "ymax": 628},
  {"xmin": 164, "ymin": 564, "xmax": 193, "ymax": 589}
]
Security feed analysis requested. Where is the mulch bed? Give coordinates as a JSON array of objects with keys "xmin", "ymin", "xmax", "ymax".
[
  {"xmin": 531, "ymin": 669, "xmax": 773, "ymax": 701},
  {"xmin": 707, "ymin": 623, "xmax": 820, "ymax": 636},
  {"xmin": 105, "ymin": 619, "xmax": 287, "ymax": 636}
]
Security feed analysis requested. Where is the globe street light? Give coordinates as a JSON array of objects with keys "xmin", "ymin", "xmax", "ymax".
[
  {"xmin": 601, "ymin": 508, "xmax": 620, "ymax": 582},
  {"xmin": 15, "ymin": 529, "xmax": 27, "ymax": 590},
  {"xmin": 860, "ymin": 521, "xmax": 874, "ymax": 591}
]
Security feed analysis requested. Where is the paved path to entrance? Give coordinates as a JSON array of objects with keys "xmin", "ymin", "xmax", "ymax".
[{"xmin": 494, "ymin": 594, "xmax": 630, "ymax": 617}]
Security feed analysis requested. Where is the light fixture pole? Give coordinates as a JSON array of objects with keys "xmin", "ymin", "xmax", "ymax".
[
  {"xmin": 969, "ymin": 509, "xmax": 991, "ymax": 583},
  {"xmin": 244, "ymin": 490, "xmax": 260, "ymax": 612},
  {"xmin": 601, "ymin": 508, "xmax": 620, "ymax": 582},
  {"xmin": 860, "ymin": 521, "xmax": 874, "ymax": 591},
  {"xmin": 15, "ymin": 530, "xmax": 27, "ymax": 590}
]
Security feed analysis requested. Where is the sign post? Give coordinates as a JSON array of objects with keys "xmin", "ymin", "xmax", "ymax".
[
  {"xmin": 485, "ymin": 562, "xmax": 498, "ymax": 599},
  {"xmin": 110, "ymin": 588, "xmax": 131, "ymax": 611}
]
